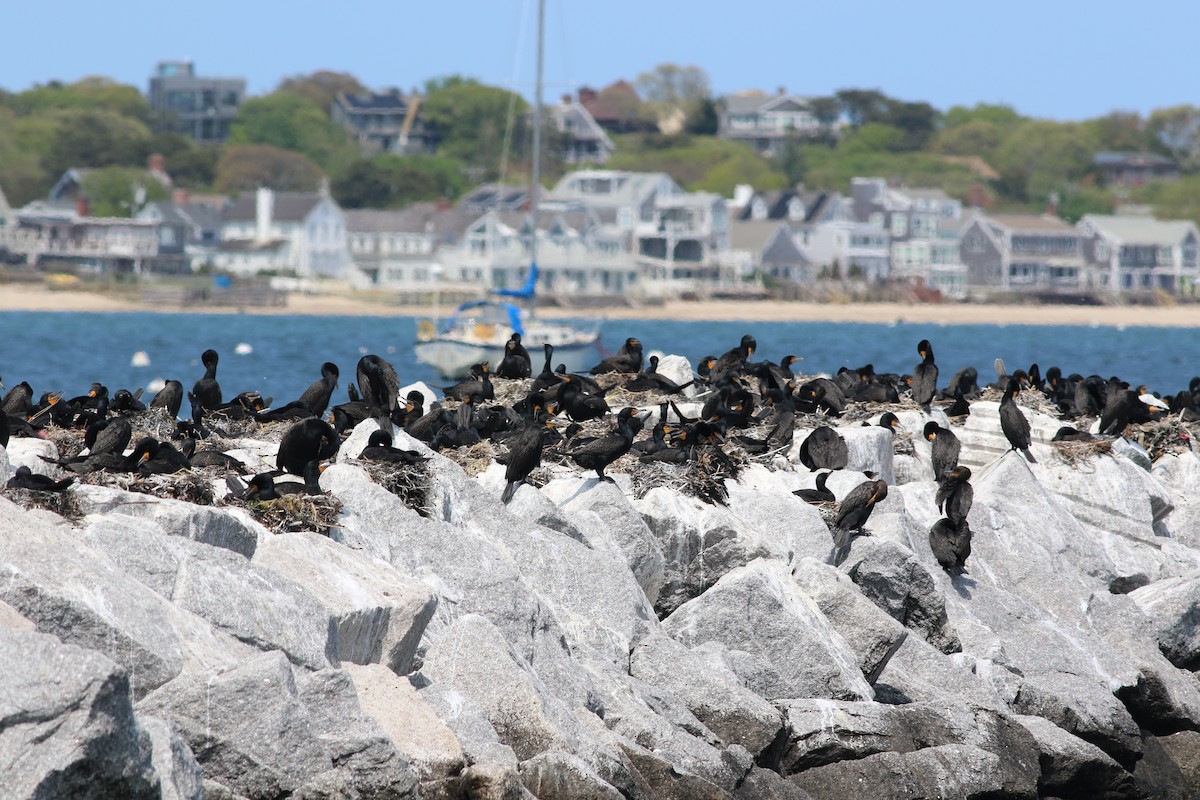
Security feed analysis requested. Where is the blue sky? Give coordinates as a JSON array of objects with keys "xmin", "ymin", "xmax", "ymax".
[{"xmin": 2, "ymin": 0, "xmax": 1196, "ymax": 121}]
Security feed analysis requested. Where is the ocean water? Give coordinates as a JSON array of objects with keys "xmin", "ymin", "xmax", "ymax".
[{"xmin": 0, "ymin": 310, "xmax": 1195, "ymax": 409}]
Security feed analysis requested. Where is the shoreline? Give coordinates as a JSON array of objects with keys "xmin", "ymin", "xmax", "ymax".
[{"xmin": 2, "ymin": 283, "xmax": 1200, "ymax": 327}]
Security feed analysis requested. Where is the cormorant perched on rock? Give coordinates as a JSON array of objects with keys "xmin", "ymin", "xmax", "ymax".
[
  {"xmin": 625, "ymin": 356, "xmax": 693, "ymax": 394},
  {"xmin": 1052, "ymin": 426, "xmax": 1095, "ymax": 442},
  {"xmin": 559, "ymin": 376, "xmax": 610, "ymax": 422},
  {"xmin": 85, "ymin": 416, "xmax": 133, "ymax": 459},
  {"xmin": 569, "ymin": 407, "xmax": 641, "ymax": 482},
  {"xmin": 110, "ymin": 388, "xmax": 146, "ymax": 414},
  {"xmin": 357, "ymin": 355, "xmax": 400, "ymax": 427},
  {"xmin": 181, "ymin": 438, "xmax": 247, "ymax": 472},
  {"xmin": 191, "ymin": 349, "xmax": 222, "ymax": 411},
  {"xmin": 1099, "ymin": 383, "xmax": 1159, "ymax": 437},
  {"xmin": 912, "ymin": 339, "xmax": 938, "ymax": 412},
  {"xmin": 923, "ymin": 421, "xmax": 961, "ymax": 482},
  {"xmin": 277, "ymin": 417, "xmax": 340, "ymax": 476},
  {"xmin": 133, "ymin": 437, "xmax": 191, "ymax": 475},
  {"xmin": 875, "ymin": 412, "xmax": 902, "ymax": 433},
  {"xmin": 832, "ymin": 478, "xmax": 888, "ymax": 565},
  {"xmin": 935, "ymin": 465, "xmax": 973, "ymax": 525},
  {"xmin": 929, "ymin": 518, "xmax": 972, "ymax": 576},
  {"xmin": 360, "ymin": 429, "xmax": 427, "ymax": 465},
  {"xmin": 589, "ymin": 338, "xmax": 644, "ymax": 374},
  {"xmin": 530, "ymin": 344, "xmax": 561, "ymax": 394},
  {"xmin": 444, "ymin": 361, "xmax": 495, "ymax": 405},
  {"xmin": 6, "ymin": 466, "xmax": 74, "ymax": 492},
  {"xmin": 296, "ymin": 362, "xmax": 339, "ymax": 417},
  {"xmin": 496, "ymin": 334, "xmax": 532, "ymax": 379},
  {"xmin": 798, "ymin": 425, "xmax": 849, "ymax": 472},
  {"xmin": 238, "ymin": 467, "xmax": 321, "ymax": 499},
  {"xmin": 942, "ymin": 367, "xmax": 980, "ymax": 401},
  {"xmin": 795, "ymin": 378, "xmax": 847, "ymax": 417},
  {"xmin": 710, "ymin": 335, "xmax": 757, "ymax": 384},
  {"xmin": 999, "ymin": 378, "xmax": 1036, "ymax": 463},
  {"xmin": 501, "ymin": 414, "xmax": 556, "ymax": 503},
  {"xmin": 794, "ymin": 471, "xmax": 835, "ymax": 504},
  {"xmin": 2, "ymin": 381, "xmax": 33, "ymax": 416}
]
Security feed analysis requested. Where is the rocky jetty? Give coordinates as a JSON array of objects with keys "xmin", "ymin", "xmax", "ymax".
[{"xmin": 3, "ymin": 364, "xmax": 1200, "ymax": 799}]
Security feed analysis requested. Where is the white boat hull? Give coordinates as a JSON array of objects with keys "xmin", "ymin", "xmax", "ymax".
[{"xmin": 414, "ymin": 335, "xmax": 601, "ymax": 379}]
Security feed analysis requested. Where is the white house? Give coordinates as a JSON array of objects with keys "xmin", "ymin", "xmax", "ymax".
[
  {"xmin": 1078, "ymin": 214, "xmax": 1200, "ymax": 294},
  {"xmin": 215, "ymin": 187, "xmax": 352, "ymax": 278}
]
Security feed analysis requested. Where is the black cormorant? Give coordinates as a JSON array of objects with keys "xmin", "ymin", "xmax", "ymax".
[
  {"xmin": 357, "ymin": 355, "xmax": 400, "ymax": 427},
  {"xmin": 935, "ymin": 465, "xmax": 973, "ymax": 525},
  {"xmin": 296, "ymin": 362, "xmax": 339, "ymax": 417},
  {"xmin": 277, "ymin": 417, "xmax": 340, "ymax": 476},
  {"xmin": 6, "ymin": 466, "xmax": 74, "ymax": 492},
  {"xmin": 501, "ymin": 415, "xmax": 556, "ymax": 503},
  {"xmin": 569, "ymin": 407, "xmax": 640, "ymax": 482},
  {"xmin": 923, "ymin": 421, "xmax": 961, "ymax": 482},
  {"xmin": 999, "ymin": 378, "xmax": 1036, "ymax": 463},
  {"xmin": 929, "ymin": 517, "xmax": 972, "ymax": 575},
  {"xmin": 798, "ymin": 425, "xmax": 849, "ymax": 472},
  {"xmin": 794, "ymin": 471, "xmax": 835, "ymax": 504},
  {"xmin": 589, "ymin": 338, "xmax": 644, "ymax": 374},
  {"xmin": 912, "ymin": 339, "xmax": 938, "ymax": 412},
  {"xmin": 191, "ymin": 349, "xmax": 222, "ymax": 411},
  {"xmin": 832, "ymin": 478, "xmax": 888, "ymax": 565},
  {"xmin": 496, "ymin": 334, "xmax": 532, "ymax": 379}
]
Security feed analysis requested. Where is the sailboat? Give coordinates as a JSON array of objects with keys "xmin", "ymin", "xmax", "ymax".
[{"xmin": 413, "ymin": 0, "xmax": 603, "ymax": 379}]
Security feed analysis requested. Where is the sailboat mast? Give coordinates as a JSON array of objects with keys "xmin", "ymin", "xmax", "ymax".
[{"xmin": 529, "ymin": 0, "xmax": 543, "ymax": 273}]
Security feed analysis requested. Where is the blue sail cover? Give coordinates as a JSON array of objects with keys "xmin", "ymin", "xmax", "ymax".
[
  {"xmin": 493, "ymin": 262, "xmax": 539, "ymax": 299},
  {"xmin": 444, "ymin": 299, "xmax": 524, "ymax": 337}
]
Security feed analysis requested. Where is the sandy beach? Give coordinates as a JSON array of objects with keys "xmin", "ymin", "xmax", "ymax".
[{"xmin": 2, "ymin": 283, "xmax": 1200, "ymax": 328}]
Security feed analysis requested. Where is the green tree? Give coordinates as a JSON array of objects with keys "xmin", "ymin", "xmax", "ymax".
[
  {"xmin": 884, "ymin": 101, "xmax": 940, "ymax": 151},
  {"xmin": 608, "ymin": 134, "xmax": 784, "ymax": 195},
  {"xmin": 422, "ymin": 76, "xmax": 527, "ymax": 175},
  {"xmin": 3, "ymin": 77, "xmax": 150, "ymax": 122},
  {"xmin": 942, "ymin": 103, "xmax": 1022, "ymax": 129},
  {"xmin": 685, "ymin": 96, "xmax": 719, "ymax": 135},
  {"xmin": 1054, "ymin": 182, "xmax": 1115, "ymax": 223},
  {"xmin": 992, "ymin": 120, "xmax": 1100, "ymax": 201},
  {"xmin": 214, "ymin": 144, "xmax": 323, "ymax": 192},
  {"xmin": 1146, "ymin": 105, "xmax": 1200, "ymax": 171},
  {"xmin": 1085, "ymin": 111, "xmax": 1148, "ymax": 153},
  {"xmin": 839, "ymin": 123, "xmax": 906, "ymax": 155},
  {"xmin": 807, "ymin": 96, "xmax": 842, "ymax": 142},
  {"xmin": 228, "ymin": 93, "xmax": 355, "ymax": 170},
  {"xmin": 636, "ymin": 64, "xmax": 711, "ymax": 112},
  {"xmin": 0, "ymin": 110, "xmax": 48, "ymax": 205},
  {"xmin": 835, "ymin": 88, "xmax": 891, "ymax": 128},
  {"xmin": 277, "ymin": 70, "xmax": 368, "ymax": 116},
  {"xmin": 332, "ymin": 154, "xmax": 467, "ymax": 208},
  {"xmin": 81, "ymin": 166, "xmax": 169, "ymax": 217},
  {"xmin": 1142, "ymin": 175, "xmax": 1200, "ymax": 225},
  {"xmin": 43, "ymin": 108, "xmax": 153, "ymax": 177},
  {"xmin": 777, "ymin": 132, "xmax": 807, "ymax": 186},
  {"xmin": 932, "ymin": 119, "xmax": 1005, "ymax": 160}
]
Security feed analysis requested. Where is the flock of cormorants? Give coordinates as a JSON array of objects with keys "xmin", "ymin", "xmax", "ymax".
[{"xmin": 0, "ymin": 328, "xmax": 1183, "ymax": 576}]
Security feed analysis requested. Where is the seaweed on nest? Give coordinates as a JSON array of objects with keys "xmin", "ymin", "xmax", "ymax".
[
  {"xmin": 362, "ymin": 459, "xmax": 434, "ymax": 518},
  {"xmin": 6, "ymin": 486, "xmax": 85, "ymax": 521},
  {"xmin": 1133, "ymin": 419, "xmax": 1194, "ymax": 463},
  {"xmin": 623, "ymin": 444, "xmax": 745, "ymax": 506},
  {"xmin": 110, "ymin": 471, "xmax": 217, "ymax": 505},
  {"xmin": 438, "ymin": 439, "xmax": 497, "ymax": 477},
  {"xmin": 1051, "ymin": 438, "xmax": 1114, "ymax": 467},
  {"xmin": 40, "ymin": 425, "xmax": 84, "ymax": 462}
]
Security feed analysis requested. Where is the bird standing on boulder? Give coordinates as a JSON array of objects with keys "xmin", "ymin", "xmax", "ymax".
[
  {"xmin": 924, "ymin": 421, "xmax": 961, "ymax": 483},
  {"xmin": 589, "ymin": 338, "xmax": 644, "ymax": 374},
  {"xmin": 296, "ymin": 362, "xmax": 340, "ymax": 418},
  {"xmin": 501, "ymin": 414, "xmax": 556, "ymax": 503},
  {"xmin": 190, "ymin": 349, "xmax": 222, "ymax": 411},
  {"xmin": 912, "ymin": 339, "xmax": 938, "ymax": 413},
  {"xmin": 935, "ymin": 465, "xmax": 973, "ymax": 525},
  {"xmin": 999, "ymin": 378, "xmax": 1036, "ymax": 463},
  {"xmin": 832, "ymin": 478, "xmax": 888, "ymax": 565},
  {"xmin": 277, "ymin": 417, "xmax": 340, "ymax": 477},
  {"xmin": 570, "ymin": 407, "xmax": 641, "ymax": 482},
  {"xmin": 929, "ymin": 518, "xmax": 972, "ymax": 576},
  {"xmin": 496, "ymin": 334, "xmax": 532, "ymax": 379},
  {"xmin": 798, "ymin": 426, "xmax": 849, "ymax": 472}
]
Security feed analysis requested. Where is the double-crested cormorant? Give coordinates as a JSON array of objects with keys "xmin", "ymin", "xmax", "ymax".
[
  {"xmin": 150, "ymin": 379, "xmax": 184, "ymax": 419},
  {"xmin": 2, "ymin": 381, "xmax": 33, "ymax": 416},
  {"xmin": 832, "ymin": 478, "xmax": 888, "ymax": 565},
  {"xmin": 110, "ymin": 388, "xmax": 145, "ymax": 414},
  {"xmin": 625, "ymin": 356, "xmax": 693, "ymax": 394},
  {"xmin": 935, "ymin": 465, "xmax": 973, "ymax": 525},
  {"xmin": 181, "ymin": 438, "xmax": 248, "ymax": 472},
  {"xmin": 86, "ymin": 416, "xmax": 132, "ymax": 458},
  {"xmin": 929, "ymin": 518, "xmax": 972, "ymax": 575},
  {"xmin": 360, "ymin": 429, "xmax": 427, "ymax": 465},
  {"xmin": 443, "ymin": 362, "xmax": 495, "ymax": 404},
  {"xmin": 874, "ymin": 412, "xmax": 902, "ymax": 433},
  {"xmin": 277, "ymin": 417, "xmax": 340, "ymax": 476},
  {"xmin": 710, "ymin": 335, "xmax": 756, "ymax": 384},
  {"xmin": 912, "ymin": 339, "xmax": 938, "ymax": 412},
  {"xmin": 589, "ymin": 338, "xmax": 644, "ymax": 374},
  {"xmin": 133, "ymin": 437, "xmax": 191, "ymax": 475},
  {"xmin": 501, "ymin": 415, "xmax": 556, "ymax": 503},
  {"xmin": 559, "ymin": 376, "xmax": 610, "ymax": 422},
  {"xmin": 570, "ymin": 407, "xmax": 640, "ymax": 482},
  {"xmin": 1051, "ymin": 426, "xmax": 1095, "ymax": 442},
  {"xmin": 496, "ymin": 334, "xmax": 532, "ymax": 379},
  {"xmin": 297, "ymin": 362, "xmax": 339, "ymax": 417},
  {"xmin": 798, "ymin": 425, "xmax": 849, "ymax": 472},
  {"xmin": 794, "ymin": 471, "xmax": 835, "ymax": 504},
  {"xmin": 923, "ymin": 421, "xmax": 961, "ymax": 482},
  {"xmin": 7, "ymin": 466, "xmax": 74, "ymax": 492},
  {"xmin": 191, "ymin": 349, "xmax": 222, "ymax": 411},
  {"xmin": 357, "ymin": 355, "xmax": 400, "ymax": 427},
  {"xmin": 999, "ymin": 378, "xmax": 1036, "ymax": 463}
]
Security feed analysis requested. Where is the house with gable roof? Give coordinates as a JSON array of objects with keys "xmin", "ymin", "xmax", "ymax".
[
  {"xmin": 717, "ymin": 91, "xmax": 824, "ymax": 155},
  {"xmin": 214, "ymin": 187, "xmax": 351, "ymax": 278},
  {"xmin": 331, "ymin": 89, "xmax": 432, "ymax": 155},
  {"xmin": 1078, "ymin": 214, "xmax": 1200, "ymax": 294},
  {"xmin": 546, "ymin": 96, "xmax": 615, "ymax": 164},
  {"xmin": 959, "ymin": 212, "xmax": 1088, "ymax": 295},
  {"xmin": 578, "ymin": 82, "xmax": 657, "ymax": 134}
]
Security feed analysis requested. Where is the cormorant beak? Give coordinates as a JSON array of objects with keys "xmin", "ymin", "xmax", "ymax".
[
  {"xmin": 88, "ymin": 389, "xmax": 97, "ymax": 397},
  {"xmin": 919, "ymin": 349, "xmax": 927, "ymax": 358},
  {"xmin": 926, "ymin": 432, "xmax": 936, "ymax": 441}
]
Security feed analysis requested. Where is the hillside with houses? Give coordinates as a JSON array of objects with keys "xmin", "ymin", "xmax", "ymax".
[{"xmin": 1, "ymin": 62, "xmax": 1199, "ymax": 304}]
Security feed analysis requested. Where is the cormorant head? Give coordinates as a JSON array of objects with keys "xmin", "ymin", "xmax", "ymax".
[{"xmin": 923, "ymin": 421, "xmax": 940, "ymax": 441}]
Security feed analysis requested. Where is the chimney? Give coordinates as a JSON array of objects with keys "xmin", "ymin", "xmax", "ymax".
[
  {"xmin": 578, "ymin": 86, "xmax": 596, "ymax": 105},
  {"xmin": 435, "ymin": 198, "xmax": 452, "ymax": 212},
  {"xmin": 777, "ymin": 86, "xmax": 786, "ymax": 96},
  {"xmin": 968, "ymin": 183, "xmax": 985, "ymax": 209},
  {"xmin": 255, "ymin": 187, "xmax": 274, "ymax": 243},
  {"xmin": 561, "ymin": 94, "xmax": 572, "ymax": 106},
  {"xmin": 1045, "ymin": 191, "xmax": 1060, "ymax": 218},
  {"xmin": 75, "ymin": 195, "xmax": 90, "ymax": 218},
  {"xmin": 148, "ymin": 153, "xmax": 166, "ymax": 174},
  {"xmin": 172, "ymin": 188, "xmax": 190, "ymax": 206}
]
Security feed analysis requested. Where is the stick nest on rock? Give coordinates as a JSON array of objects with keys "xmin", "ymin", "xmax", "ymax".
[
  {"xmin": 1132, "ymin": 419, "xmax": 1194, "ymax": 462},
  {"xmin": 362, "ymin": 460, "xmax": 434, "ymax": 518},
  {"xmin": 625, "ymin": 444, "xmax": 745, "ymax": 506},
  {"xmin": 6, "ymin": 487, "xmax": 85, "ymax": 520},
  {"xmin": 232, "ymin": 494, "xmax": 343, "ymax": 536},
  {"xmin": 1051, "ymin": 438, "xmax": 1114, "ymax": 466}
]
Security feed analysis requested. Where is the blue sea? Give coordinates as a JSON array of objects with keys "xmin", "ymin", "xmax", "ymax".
[{"xmin": 0, "ymin": 310, "xmax": 1195, "ymax": 408}]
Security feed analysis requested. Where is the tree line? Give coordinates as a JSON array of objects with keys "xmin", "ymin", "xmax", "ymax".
[{"xmin": 1, "ymin": 66, "xmax": 1198, "ymax": 225}]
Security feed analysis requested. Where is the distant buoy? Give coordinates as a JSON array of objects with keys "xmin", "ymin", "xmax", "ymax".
[
  {"xmin": 130, "ymin": 351, "xmax": 151, "ymax": 367},
  {"xmin": 358, "ymin": 346, "xmax": 369, "ymax": 355},
  {"xmin": 386, "ymin": 346, "xmax": 396, "ymax": 354},
  {"xmin": 235, "ymin": 343, "xmax": 253, "ymax": 355},
  {"xmin": 147, "ymin": 378, "xmax": 166, "ymax": 393}
]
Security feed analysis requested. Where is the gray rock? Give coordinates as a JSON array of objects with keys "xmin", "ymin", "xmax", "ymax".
[
  {"xmin": 839, "ymin": 537, "xmax": 960, "ymax": 654},
  {"xmin": 73, "ymin": 484, "xmax": 262, "ymax": 557},
  {"xmin": 1134, "ymin": 731, "xmax": 1200, "ymax": 800},
  {"xmin": 140, "ymin": 717, "xmax": 205, "ymax": 800},
  {"xmin": 787, "ymin": 743, "xmax": 1009, "ymax": 799},
  {"xmin": 251, "ymin": 530, "xmax": 437, "ymax": 673},
  {"xmin": 343, "ymin": 664, "xmax": 465, "ymax": 781},
  {"xmin": 295, "ymin": 668, "xmax": 420, "ymax": 798},
  {"xmin": 0, "ymin": 627, "xmax": 159, "ymax": 799},
  {"xmin": 873, "ymin": 633, "xmax": 1011, "ymax": 709},
  {"xmin": 0, "ymin": 504, "xmax": 189, "ymax": 698},
  {"xmin": 618, "ymin": 738, "xmax": 732, "ymax": 800},
  {"xmin": 791, "ymin": 557, "xmax": 909, "ymax": 683},
  {"xmin": 456, "ymin": 763, "xmax": 538, "ymax": 800},
  {"xmin": 1016, "ymin": 714, "xmax": 1137, "ymax": 800},
  {"xmin": 1130, "ymin": 572, "xmax": 1200, "ymax": 670},
  {"xmin": 539, "ymin": 476, "xmax": 665, "ymax": 605},
  {"xmin": 662, "ymin": 559, "xmax": 872, "ymax": 701},
  {"xmin": 138, "ymin": 651, "xmax": 334, "ymax": 799},
  {"xmin": 732, "ymin": 767, "xmax": 814, "ymax": 800},
  {"xmin": 1011, "ymin": 669, "xmax": 1142, "ymax": 770},
  {"xmin": 629, "ymin": 633, "xmax": 782, "ymax": 755},
  {"xmin": 417, "ymin": 682, "xmax": 520, "ymax": 771},
  {"xmin": 3, "ymin": 436, "xmax": 60, "ymax": 478},
  {"xmin": 518, "ymin": 751, "xmax": 624, "ymax": 800}
]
